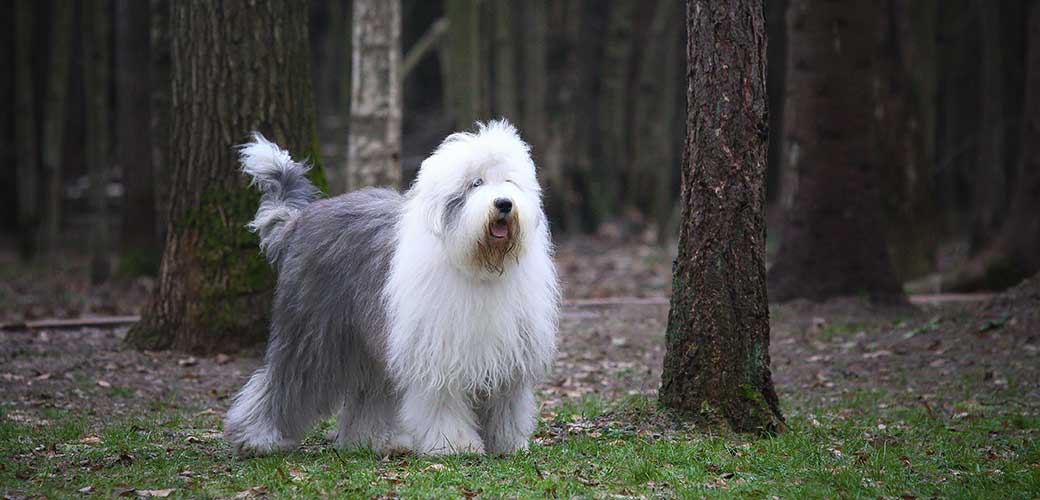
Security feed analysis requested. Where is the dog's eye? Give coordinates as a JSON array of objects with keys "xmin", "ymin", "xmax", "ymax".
[{"xmin": 471, "ymin": 178, "xmax": 484, "ymax": 188}]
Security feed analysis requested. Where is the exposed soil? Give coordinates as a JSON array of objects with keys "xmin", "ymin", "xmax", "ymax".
[{"xmin": 1, "ymin": 239, "xmax": 1038, "ymax": 429}]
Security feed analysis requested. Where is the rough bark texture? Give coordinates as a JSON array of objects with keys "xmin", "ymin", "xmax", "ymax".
[
  {"xmin": 127, "ymin": 0, "xmax": 324, "ymax": 353},
  {"xmin": 344, "ymin": 0, "xmax": 401, "ymax": 193},
  {"xmin": 41, "ymin": 0, "xmax": 73, "ymax": 256},
  {"xmin": 85, "ymin": 0, "xmax": 112, "ymax": 284},
  {"xmin": 659, "ymin": 0, "xmax": 783, "ymax": 434},
  {"xmin": 767, "ymin": 1, "xmax": 905, "ymax": 303},
  {"xmin": 14, "ymin": 0, "xmax": 39, "ymax": 258},
  {"xmin": 117, "ymin": 0, "xmax": 159, "ymax": 265}
]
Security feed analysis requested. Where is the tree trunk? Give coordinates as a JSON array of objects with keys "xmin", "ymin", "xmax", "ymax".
[
  {"xmin": 40, "ymin": 0, "xmax": 74, "ymax": 256},
  {"xmin": 875, "ymin": 0, "xmax": 939, "ymax": 281},
  {"xmin": 14, "ymin": 0, "xmax": 39, "ymax": 259},
  {"xmin": 941, "ymin": 2, "xmax": 1040, "ymax": 291},
  {"xmin": 659, "ymin": 0, "xmax": 783, "ymax": 434},
  {"xmin": 345, "ymin": 0, "xmax": 401, "ymax": 192},
  {"xmin": 126, "ymin": 0, "xmax": 324, "ymax": 353},
  {"xmin": 117, "ymin": 0, "xmax": 159, "ymax": 269},
  {"xmin": 767, "ymin": 1, "xmax": 905, "ymax": 303},
  {"xmin": 764, "ymin": 0, "xmax": 786, "ymax": 204},
  {"xmin": 492, "ymin": 0, "xmax": 518, "ymax": 121},
  {"xmin": 598, "ymin": 0, "xmax": 636, "ymax": 222},
  {"xmin": 445, "ymin": 0, "xmax": 482, "ymax": 129},
  {"xmin": 520, "ymin": 0, "xmax": 551, "ymax": 207},
  {"xmin": 84, "ymin": 0, "xmax": 112, "ymax": 284},
  {"xmin": 150, "ymin": 0, "xmax": 171, "ymax": 242}
]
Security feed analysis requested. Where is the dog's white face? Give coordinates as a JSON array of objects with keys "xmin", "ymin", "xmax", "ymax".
[{"xmin": 411, "ymin": 121, "xmax": 543, "ymax": 277}]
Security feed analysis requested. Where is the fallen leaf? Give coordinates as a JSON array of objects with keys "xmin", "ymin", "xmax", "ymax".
[
  {"xmin": 287, "ymin": 466, "xmax": 307, "ymax": 482},
  {"xmin": 137, "ymin": 489, "xmax": 176, "ymax": 498},
  {"xmin": 214, "ymin": 354, "xmax": 232, "ymax": 365},
  {"xmin": 79, "ymin": 485, "xmax": 96, "ymax": 494},
  {"xmin": 232, "ymin": 486, "xmax": 269, "ymax": 499},
  {"xmin": 97, "ymin": 380, "xmax": 111, "ymax": 388},
  {"xmin": 426, "ymin": 463, "xmax": 447, "ymax": 472},
  {"xmin": 178, "ymin": 357, "xmax": 198, "ymax": 367},
  {"xmin": 79, "ymin": 436, "xmax": 103, "ymax": 445}
]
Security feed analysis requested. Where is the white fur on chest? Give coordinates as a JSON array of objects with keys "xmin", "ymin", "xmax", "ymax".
[{"xmin": 384, "ymin": 216, "xmax": 558, "ymax": 397}]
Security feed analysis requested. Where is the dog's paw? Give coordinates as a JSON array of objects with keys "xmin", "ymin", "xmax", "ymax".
[
  {"xmin": 416, "ymin": 429, "xmax": 485, "ymax": 456},
  {"xmin": 225, "ymin": 426, "xmax": 295, "ymax": 457}
]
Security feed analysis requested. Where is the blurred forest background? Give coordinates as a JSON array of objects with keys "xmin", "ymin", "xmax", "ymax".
[{"xmin": 2, "ymin": 0, "xmax": 1039, "ymax": 326}]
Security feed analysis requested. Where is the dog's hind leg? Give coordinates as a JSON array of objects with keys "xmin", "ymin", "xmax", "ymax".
[{"xmin": 223, "ymin": 367, "xmax": 299, "ymax": 456}]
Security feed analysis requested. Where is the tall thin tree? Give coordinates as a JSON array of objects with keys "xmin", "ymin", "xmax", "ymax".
[
  {"xmin": 127, "ymin": 0, "xmax": 325, "ymax": 353},
  {"xmin": 85, "ymin": 0, "xmax": 112, "ymax": 283},
  {"xmin": 659, "ymin": 0, "xmax": 783, "ymax": 433},
  {"xmin": 14, "ymin": 0, "xmax": 39, "ymax": 258},
  {"xmin": 767, "ymin": 1, "xmax": 905, "ymax": 303},
  {"xmin": 344, "ymin": 0, "xmax": 401, "ymax": 193},
  {"xmin": 41, "ymin": 0, "xmax": 74, "ymax": 256}
]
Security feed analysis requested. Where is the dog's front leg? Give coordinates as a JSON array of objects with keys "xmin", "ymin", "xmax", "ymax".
[
  {"xmin": 400, "ymin": 387, "xmax": 484, "ymax": 455},
  {"xmin": 479, "ymin": 382, "xmax": 537, "ymax": 455}
]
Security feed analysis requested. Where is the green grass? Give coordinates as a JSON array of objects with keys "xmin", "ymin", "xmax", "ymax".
[{"xmin": 2, "ymin": 393, "xmax": 1038, "ymax": 499}]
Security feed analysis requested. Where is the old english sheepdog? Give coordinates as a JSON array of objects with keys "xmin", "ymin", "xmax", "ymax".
[{"xmin": 223, "ymin": 120, "xmax": 559, "ymax": 456}]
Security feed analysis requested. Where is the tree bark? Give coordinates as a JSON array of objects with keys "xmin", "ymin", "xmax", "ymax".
[
  {"xmin": 127, "ymin": 0, "xmax": 324, "ymax": 353},
  {"xmin": 875, "ymin": 0, "xmax": 939, "ymax": 281},
  {"xmin": 941, "ymin": 2, "xmax": 1040, "ymax": 291},
  {"xmin": 445, "ymin": 0, "xmax": 482, "ymax": 129},
  {"xmin": 521, "ymin": 0, "xmax": 551, "ymax": 204},
  {"xmin": 344, "ymin": 0, "xmax": 401, "ymax": 192},
  {"xmin": 764, "ymin": 0, "xmax": 786, "ymax": 203},
  {"xmin": 117, "ymin": 0, "xmax": 159, "ymax": 268},
  {"xmin": 598, "ymin": 0, "xmax": 636, "ymax": 219},
  {"xmin": 84, "ymin": 0, "xmax": 112, "ymax": 284},
  {"xmin": 767, "ymin": 1, "xmax": 905, "ymax": 303},
  {"xmin": 40, "ymin": 0, "xmax": 74, "ymax": 256},
  {"xmin": 14, "ymin": 0, "xmax": 39, "ymax": 259},
  {"xmin": 150, "ymin": 0, "xmax": 171, "ymax": 242},
  {"xmin": 659, "ymin": 0, "xmax": 783, "ymax": 434},
  {"xmin": 492, "ymin": 0, "xmax": 518, "ymax": 121}
]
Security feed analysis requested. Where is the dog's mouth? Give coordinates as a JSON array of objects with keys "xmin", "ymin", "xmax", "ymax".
[{"xmin": 489, "ymin": 220, "xmax": 510, "ymax": 240}]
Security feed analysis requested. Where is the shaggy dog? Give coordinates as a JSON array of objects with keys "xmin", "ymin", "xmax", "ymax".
[{"xmin": 223, "ymin": 120, "xmax": 559, "ymax": 456}]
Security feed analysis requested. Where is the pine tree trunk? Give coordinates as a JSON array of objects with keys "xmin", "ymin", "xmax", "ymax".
[
  {"xmin": 14, "ymin": 0, "xmax": 39, "ymax": 259},
  {"xmin": 492, "ymin": 0, "xmax": 518, "ymax": 121},
  {"xmin": 85, "ymin": 0, "xmax": 112, "ymax": 284},
  {"xmin": 598, "ymin": 0, "xmax": 636, "ymax": 221},
  {"xmin": 345, "ymin": 0, "xmax": 401, "ymax": 192},
  {"xmin": 942, "ymin": 2, "xmax": 1040, "ymax": 291},
  {"xmin": 764, "ymin": 0, "xmax": 786, "ymax": 203},
  {"xmin": 126, "ymin": 0, "xmax": 324, "ymax": 354},
  {"xmin": 767, "ymin": 0, "xmax": 905, "ymax": 303},
  {"xmin": 445, "ymin": 0, "xmax": 482, "ymax": 129},
  {"xmin": 876, "ymin": 0, "xmax": 939, "ymax": 281},
  {"xmin": 150, "ymin": 0, "xmax": 171, "ymax": 242},
  {"xmin": 521, "ymin": 0, "xmax": 550, "ymax": 205},
  {"xmin": 117, "ymin": 0, "xmax": 158, "ymax": 266},
  {"xmin": 659, "ymin": 0, "xmax": 783, "ymax": 434},
  {"xmin": 41, "ymin": 0, "xmax": 74, "ymax": 256}
]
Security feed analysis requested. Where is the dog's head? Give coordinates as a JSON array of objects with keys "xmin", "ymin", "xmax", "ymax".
[{"xmin": 410, "ymin": 120, "xmax": 544, "ymax": 276}]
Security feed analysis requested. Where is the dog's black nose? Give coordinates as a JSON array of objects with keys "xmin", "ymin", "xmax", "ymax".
[{"xmin": 494, "ymin": 198, "xmax": 513, "ymax": 214}]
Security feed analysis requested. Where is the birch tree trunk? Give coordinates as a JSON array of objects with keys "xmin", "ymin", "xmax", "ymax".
[
  {"xmin": 344, "ymin": 0, "xmax": 401, "ymax": 192},
  {"xmin": 660, "ymin": 0, "xmax": 783, "ymax": 434},
  {"xmin": 127, "ymin": 0, "xmax": 324, "ymax": 353}
]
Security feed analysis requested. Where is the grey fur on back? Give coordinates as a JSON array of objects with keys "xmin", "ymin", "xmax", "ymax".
[
  {"xmin": 225, "ymin": 186, "xmax": 404, "ymax": 447},
  {"xmin": 268, "ymin": 188, "xmax": 402, "ymax": 432}
]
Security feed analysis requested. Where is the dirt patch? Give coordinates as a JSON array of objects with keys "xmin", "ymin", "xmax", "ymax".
[{"xmin": 2, "ymin": 241, "xmax": 1038, "ymax": 427}]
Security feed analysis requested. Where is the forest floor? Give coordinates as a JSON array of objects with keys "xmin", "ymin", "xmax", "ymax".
[{"xmin": 1, "ymin": 237, "xmax": 1039, "ymax": 498}]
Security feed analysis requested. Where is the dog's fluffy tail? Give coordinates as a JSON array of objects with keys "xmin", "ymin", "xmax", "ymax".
[{"xmin": 239, "ymin": 132, "xmax": 320, "ymax": 265}]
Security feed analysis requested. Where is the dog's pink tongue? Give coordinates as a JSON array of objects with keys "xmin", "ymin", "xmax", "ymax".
[{"xmin": 490, "ymin": 222, "xmax": 509, "ymax": 238}]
